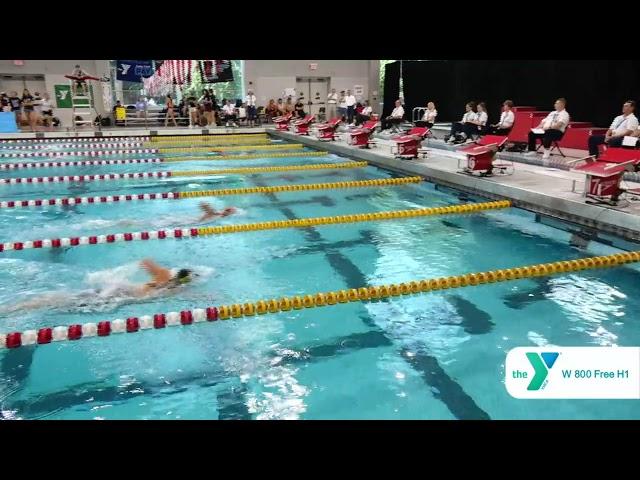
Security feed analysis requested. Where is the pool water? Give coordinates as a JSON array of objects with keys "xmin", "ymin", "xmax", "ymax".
[{"xmin": 0, "ymin": 136, "xmax": 638, "ymax": 420}]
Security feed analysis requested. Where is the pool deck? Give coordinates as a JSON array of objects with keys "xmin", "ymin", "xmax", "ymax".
[{"xmin": 270, "ymin": 129, "xmax": 640, "ymax": 243}]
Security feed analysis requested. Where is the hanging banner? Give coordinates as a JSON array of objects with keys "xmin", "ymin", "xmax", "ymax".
[
  {"xmin": 54, "ymin": 85, "xmax": 72, "ymax": 108},
  {"xmin": 199, "ymin": 60, "xmax": 234, "ymax": 83},
  {"xmin": 116, "ymin": 60, "xmax": 154, "ymax": 82}
]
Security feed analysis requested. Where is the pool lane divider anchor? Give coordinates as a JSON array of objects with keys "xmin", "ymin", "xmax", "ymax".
[
  {"xmin": 0, "ymin": 200, "xmax": 510, "ymax": 252},
  {"xmin": 0, "ymin": 155, "xmax": 348, "ymax": 185},
  {"xmin": 0, "ymin": 177, "xmax": 423, "ymax": 209},
  {"xmin": 0, "ymin": 146, "xmax": 307, "ymax": 170},
  {"xmin": 2, "ymin": 250, "xmax": 638, "ymax": 350}
]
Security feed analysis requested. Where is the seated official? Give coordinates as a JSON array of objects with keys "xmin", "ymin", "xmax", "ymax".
[
  {"xmin": 527, "ymin": 98, "xmax": 570, "ymax": 159},
  {"xmin": 381, "ymin": 99, "xmax": 405, "ymax": 131},
  {"xmin": 415, "ymin": 101, "xmax": 437, "ymax": 128},
  {"xmin": 447, "ymin": 102, "xmax": 477, "ymax": 143},
  {"xmin": 355, "ymin": 101, "xmax": 373, "ymax": 126},
  {"xmin": 222, "ymin": 100, "xmax": 238, "ymax": 127},
  {"xmin": 490, "ymin": 100, "xmax": 515, "ymax": 135},
  {"xmin": 462, "ymin": 101, "xmax": 488, "ymax": 139},
  {"xmin": 588, "ymin": 100, "xmax": 638, "ymax": 157}
]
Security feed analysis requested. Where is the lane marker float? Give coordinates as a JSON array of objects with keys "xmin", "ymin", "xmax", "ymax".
[
  {"xmin": 0, "ymin": 177, "xmax": 422, "ymax": 209},
  {"xmin": 2, "ymin": 250, "xmax": 636, "ymax": 349},
  {"xmin": 0, "ymin": 157, "xmax": 351, "ymax": 185},
  {"xmin": 0, "ymin": 200, "xmax": 510, "ymax": 253}
]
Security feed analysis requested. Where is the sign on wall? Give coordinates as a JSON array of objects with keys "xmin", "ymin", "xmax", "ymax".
[
  {"xmin": 353, "ymin": 85, "xmax": 364, "ymax": 96},
  {"xmin": 116, "ymin": 60, "xmax": 154, "ymax": 82},
  {"xmin": 54, "ymin": 85, "xmax": 72, "ymax": 108},
  {"xmin": 309, "ymin": 63, "xmax": 318, "ymax": 70}
]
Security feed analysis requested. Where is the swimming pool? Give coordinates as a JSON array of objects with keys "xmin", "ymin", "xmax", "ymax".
[{"xmin": 0, "ymin": 134, "xmax": 638, "ymax": 420}]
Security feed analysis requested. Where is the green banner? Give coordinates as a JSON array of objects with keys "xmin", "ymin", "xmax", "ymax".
[{"xmin": 54, "ymin": 84, "xmax": 72, "ymax": 108}]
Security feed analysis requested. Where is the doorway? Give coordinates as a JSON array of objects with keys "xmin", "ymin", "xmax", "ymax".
[{"xmin": 295, "ymin": 76, "xmax": 329, "ymax": 118}]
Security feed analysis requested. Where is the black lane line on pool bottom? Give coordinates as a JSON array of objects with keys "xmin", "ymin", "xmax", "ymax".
[
  {"xmin": 251, "ymin": 177, "xmax": 491, "ymax": 420},
  {"xmin": 0, "ymin": 369, "xmax": 245, "ymax": 420}
]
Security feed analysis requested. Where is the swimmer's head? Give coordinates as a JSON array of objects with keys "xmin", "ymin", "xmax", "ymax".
[
  {"xmin": 221, "ymin": 207, "xmax": 237, "ymax": 217},
  {"xmin": 174, "ymin": 269, "xmax": 193, "ymax": 284}
]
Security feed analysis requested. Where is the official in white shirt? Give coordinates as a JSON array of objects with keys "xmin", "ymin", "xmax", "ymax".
[
  {"xmin": 382, "ymin": 99, "xmax": 404, "ymax": 131},
  {"xmin": 345, "ymin": 89, "xmax": 357, "ymax": 125},
  {"xmin": 244, "ymin": 90, "xmax": 257, "ymax": 127},
  {"xmin": 447, "ymin": 102, "xmax": 477, "ymax": 143},
  {"xmin": 222, "ymin": 100, "xmax": 238, "ymax": 127},
  {"xmin": 527, "ymin": 98, "xmax": 570, "ymax": 159},
  {"xmin": 588, "ymin": 100, "xmax": 638, "ymax": 157},
  {"xmin": 490, "ymin": 100, "xmax": 515, "ymax": 135},
  {"xmin": 355, "ymin": 100, "xmax": 373, "ymax": 126},
  {"xmin": 463, "ymin": 101, "xmax": 489, "ymax": 139},
  {"xmin": 416, "ymin": 101, "xmax": 437, "ymax": 128},
  {"xmin": 327, "ymin": 88, "xmax": 339, "ymax": 120}
]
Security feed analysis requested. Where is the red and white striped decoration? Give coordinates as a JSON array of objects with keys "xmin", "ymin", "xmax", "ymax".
[
  {"xmin": 0, "ymin": 190, "xmax": 179, "ymax": 209},
  {"xmin": 0, "ymin": 148, "xmax": 158, "ymax": 158},
  {"xmin": 0, "ymin": 158, "xmax": 163, "ymax": 170},
  {"xmin": 0, "ymin": 306, "xmax": 220, "ymax": 349},
  {"xmin": 0, "ymin": 170, "xmax": 171, "ymax": 185},
  {"xmin": 0, "ymin": 136, "xmax": 149, "ymax": 144},
  {"xmin": 0, "ymin": 142, "xmax": 144, "ymax": 150},
  {"xmin": 0, "ymin": 224, "xmax": 197, "ymax": 253}
]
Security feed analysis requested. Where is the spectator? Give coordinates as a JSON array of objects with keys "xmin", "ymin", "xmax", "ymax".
[
  {"xmin": 21, "ymin": 89, "xmax": 36, "ymax": 131},
  {"xmin": 588, "ymin": 100, "xmax": 638, "ymax": 157},
  {"xmin": 381, "ymin": 99, "xmax": 405, "ymax": 132},
  {"xmin": 490, "ymin": 100, "xmax": 515, "ymax": 135},
  {"xmin": 201, "ymin": 93, "xmax": 215, "ymax": 126},
  {"xmin": 113, "ymin": 100, "xmax": 126, "ymax": 126},
  {"xmin": 222, "ymin": 100, "xmax": 238, "ymax": 127},
  {"xmin": 265, "ymin": 99, "xmax": 279, "ymax": 122},
  {"xmin": 277, "ymin": 98, "xmax": 286, "ymax": 115},
  {"xmin": 135, "ymin": 96, "xmax": 147, "ymax": 119},
  {"xmin": 164, "ymin": 94, "xmax": 177, "ymax": 127},
  {"xmin": 355, "ymin": 100, "xmax": 373, "ymax": 126},
  {"xmin": 462, "ymin": 101, "xmax": 489, "ymax": 140},
  {"xmin": 187, "ymin": 95, "xmax": 199, "ymax": 128},
  {"xmin": 245, "ymin": 89, "xmax": 257, "ymax": 127},
  {"xmin": 416, "ymin": 101, "xmax": 437, "ymax": 128},
  {"xmin": 40, "ymin": 93, "xmax": 54, "ymax": 128},
  {"xmin": 345, "ymin": 89, "xmax": 357, "ymax": 125},
  {"xmin": 1, "ymin": 92, "xmax": 10, "ymax": 112},
  {"xmin": 527, "ymin": 98, "xmax": 570, "ymax": 160},
  {"xmin": 285, "ymin": 97, "xmax": 295, "ymax": 114},
  {"xmin": 294, "ymin": 98, "xmax": 305, "ymax": 118},
  {"xmin": 237, "ymin": 103, "xmax": 247, "ymax": 125},
  {"xmin": 337, "ymin": 91, "xmax": 347, "ymax": 122},
  {"xmin": 8, "ymin": 91, "xmax": 22, "ymax": 128},
  {"xmin": 446, "ymin": 102, "xmax": 477, "ymax": 144},
  {"xmin": 327, "ymin": 88, "xmax": 338, "ymax": 120}
]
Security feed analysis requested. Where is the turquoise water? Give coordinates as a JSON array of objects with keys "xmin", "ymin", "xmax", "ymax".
[{"xmin": 0, "ymin": 137, "xmax": 639, "ymax": 420}]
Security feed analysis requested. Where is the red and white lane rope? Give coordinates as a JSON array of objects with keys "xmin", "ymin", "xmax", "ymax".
[
  {"xmin": 0, "ymin": 191, "xmax": 179, "ymax": 209},
  {"xmin": 0, "ymin": 142, "xmax": 144, "ymax": 150},
  {"xmin": 0, "ymin": 136, "xmax": 149, "ymax": 144},
  {"xmin": 0, "ymin": 171, "xmax": 170, "ymax": 185},
  {"xmin": 0, "ymin": 158, "xmax": 163, "ymax": 170},
  {"xmin": 0, "ymin": 225, "xmax": 199, "ymax": 252},
  {"xmin": 0, "ymin": 307, "xmax": 221, "ymax": 348},
  {"xmin": 0, "ymin": 148, "xmax": 158, "ymax": 158}
]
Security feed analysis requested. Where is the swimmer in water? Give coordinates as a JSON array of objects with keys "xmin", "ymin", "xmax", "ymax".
[
  {"xmin": 1, "ymin": 259, "xmax": 197, "ymax": 314},
  {"xmin": 196, "ymin": 202, "xmax": 237, "ymax": 222}
]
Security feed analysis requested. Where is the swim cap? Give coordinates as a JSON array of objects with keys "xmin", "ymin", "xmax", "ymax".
[{"xmin": 175, "ymin": 269, "xmax": 192, "ymax": 284}]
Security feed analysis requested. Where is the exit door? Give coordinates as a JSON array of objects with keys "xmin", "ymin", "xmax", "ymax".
[{"xmin": 295, "ymin": 77, "xmax": 329, "ymax": 118}]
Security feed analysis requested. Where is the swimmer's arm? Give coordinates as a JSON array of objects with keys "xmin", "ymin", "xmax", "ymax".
[
  {"xmin": 140, "ymin": 259, "xmax": 172, "ymax": 286},
  {"xmin": 197, "ymin": 202, "xmax": 218, "ymax": 222}
]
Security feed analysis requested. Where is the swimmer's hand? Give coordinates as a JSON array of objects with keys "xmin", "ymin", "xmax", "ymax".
[{"xmin": 140, "ymin": 259, "xmax": 172, "ymax": 286}]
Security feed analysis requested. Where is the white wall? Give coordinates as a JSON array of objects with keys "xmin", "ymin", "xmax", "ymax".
[
  {"xmin": 244, "ymin": 60, "xmax": 375, "ymax": 106},
  {"xmin": 0, "ymin": 60, "xmax": 110, "ymax": 127}
]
